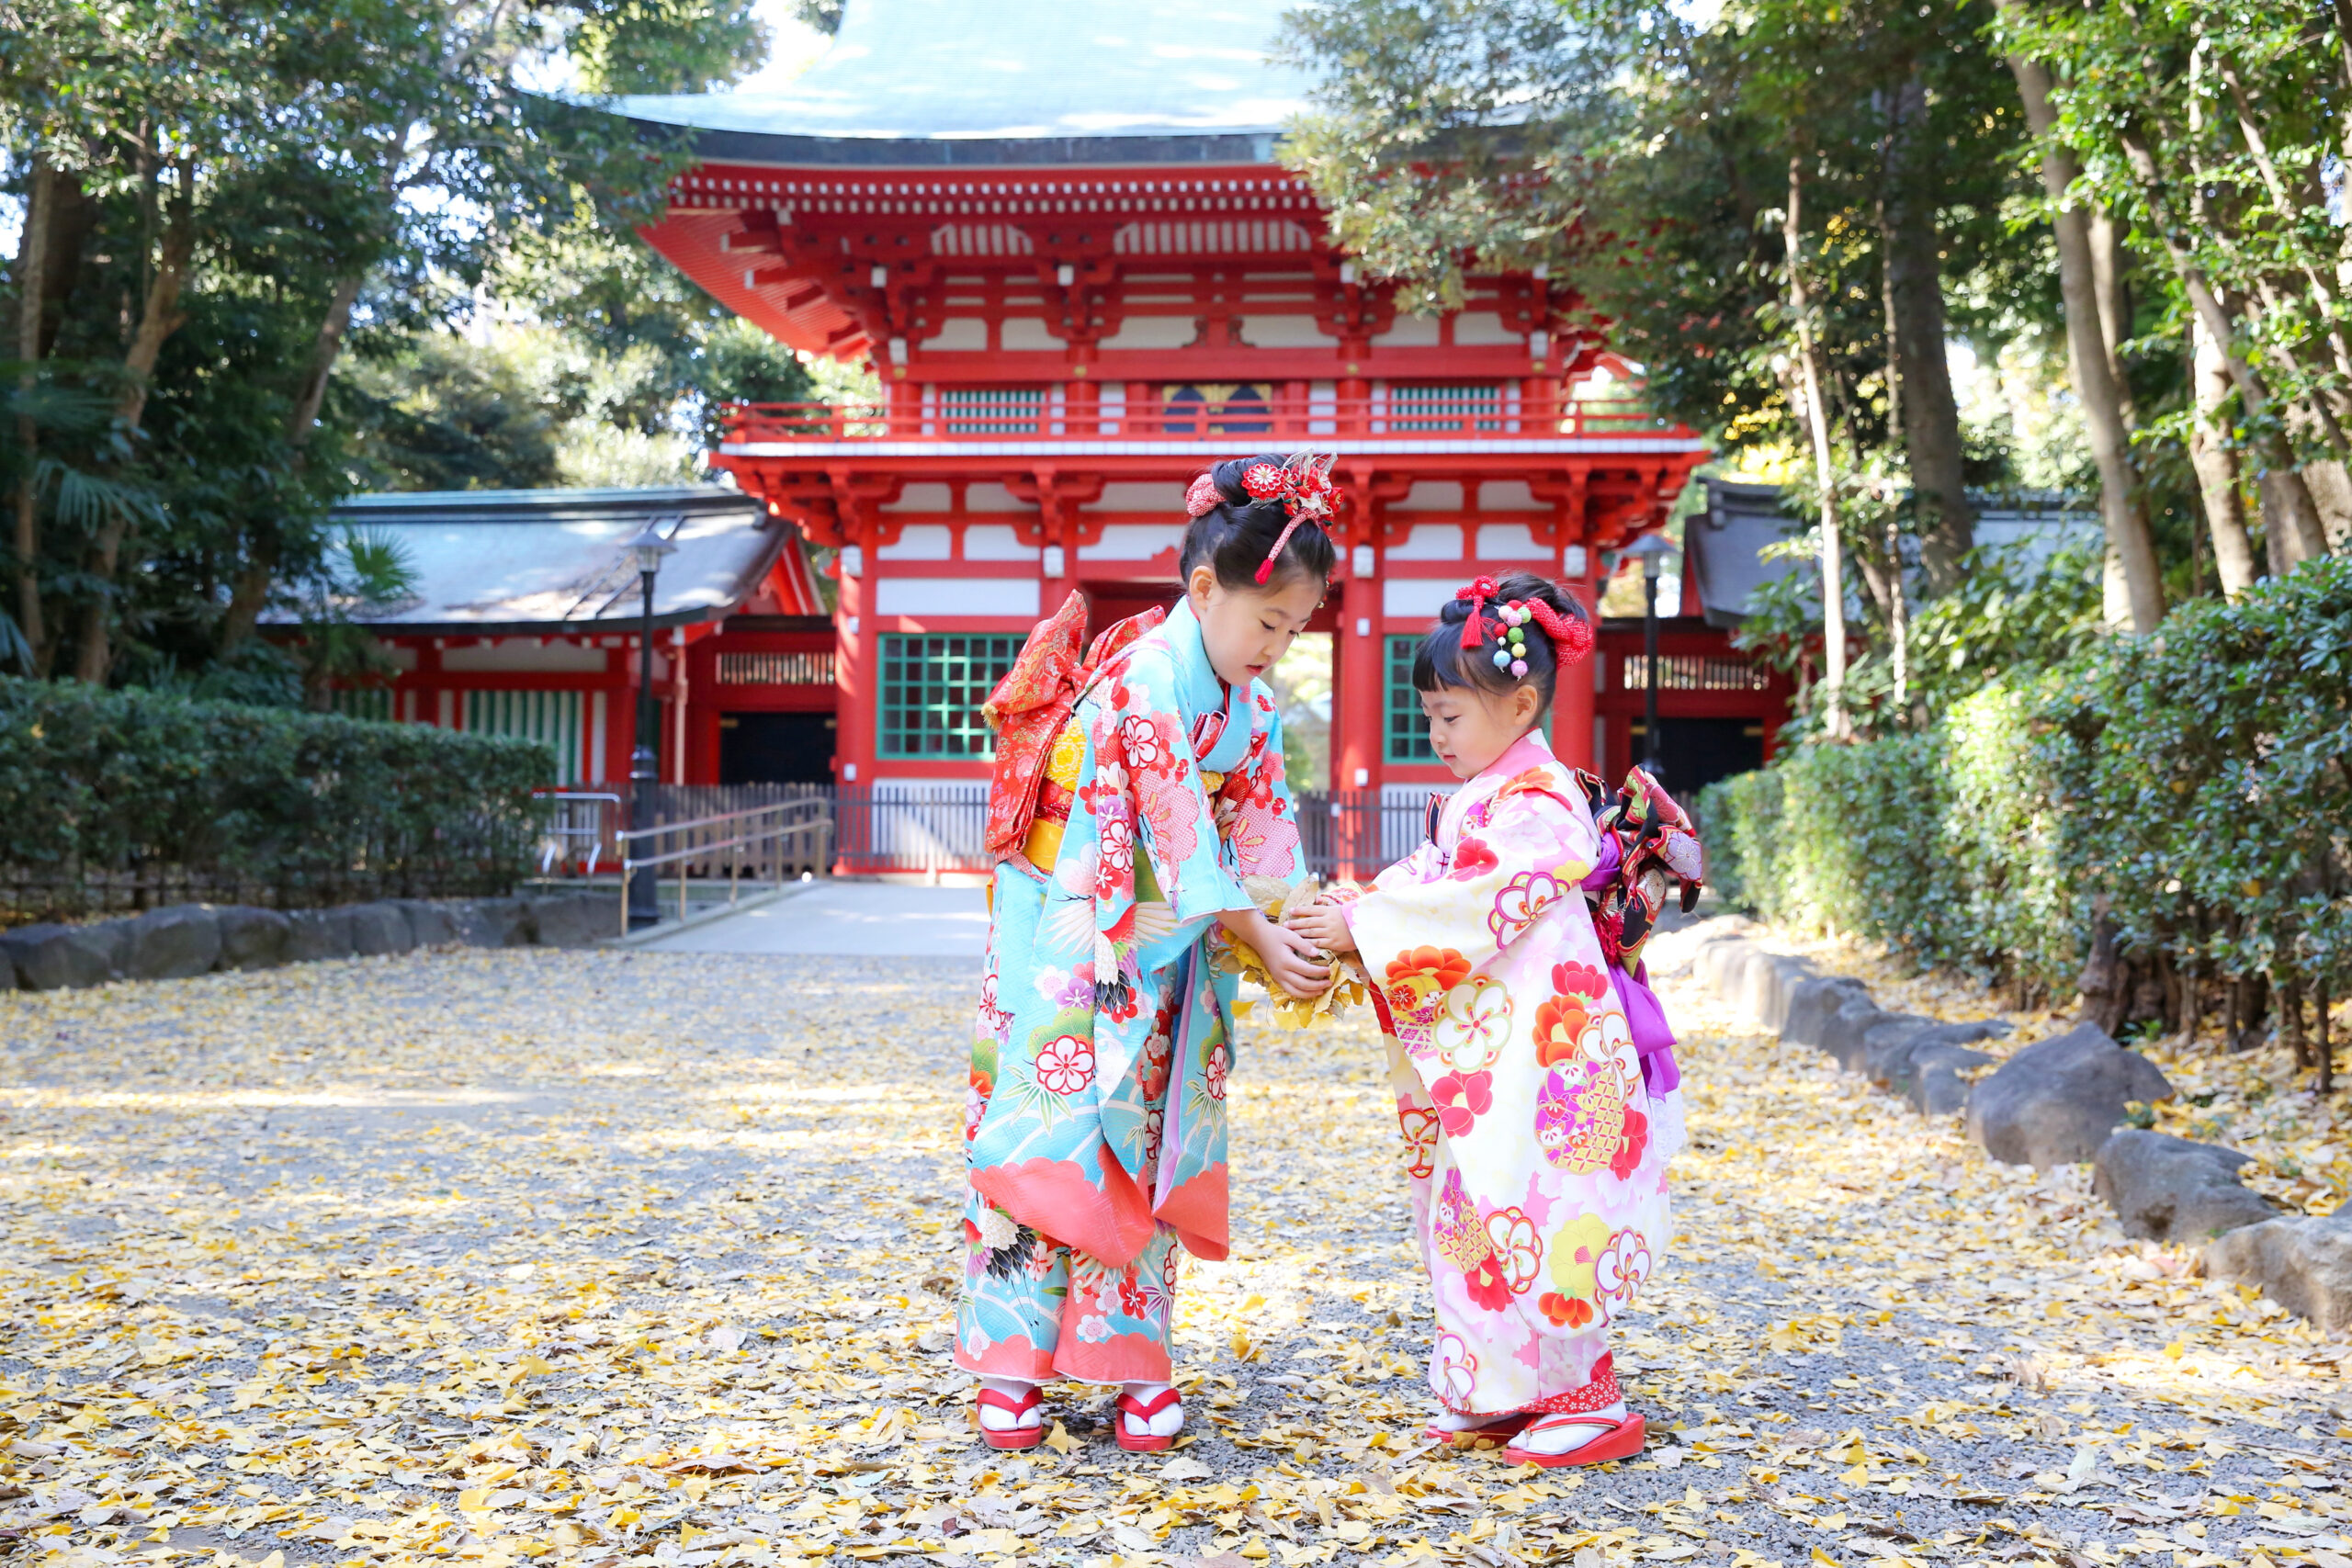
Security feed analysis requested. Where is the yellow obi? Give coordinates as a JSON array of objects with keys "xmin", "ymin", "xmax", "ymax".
[
  {"xmin": 1022, "ymin": 718, "xmax": 1090, "ymax": 873},
  {"xmin": 1019, "ymin": 725, "xmax": 1225, "ymax": 906}
]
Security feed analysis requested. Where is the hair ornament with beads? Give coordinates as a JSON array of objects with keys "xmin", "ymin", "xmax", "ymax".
[{"xmin": 1453, "ymin": 575, "xmax": 1595, "ymax": 671}]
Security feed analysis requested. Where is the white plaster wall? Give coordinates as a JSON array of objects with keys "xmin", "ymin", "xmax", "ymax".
[
  {"xmin": 1078, "ymin": 525, "xmax": 1185, "ymax": 561},
  {"xmin": 876, "ymin": 578, "xmax": 1041, "ymax": 617},
  {"xmin": 963, "ymin": 525, "xmax": 1040, "ymax": 561},
  {"xmin": 1396, "ymin": 480, "xmax": 1467, "ymax": 512},
  {"xmin": 1386, "ymin": 523, "xmax": 1464, "ymax": 560},
  {"xmin": 921, "ymin": 319, "xmax": 987, "ymax": 351},
  {"xmin": 441, "ymin": 642, "xmax": 608, "ymax": 673},
  {"xmin": 877, "ymin": 524, "xmax": 953, "ymax": 560}
]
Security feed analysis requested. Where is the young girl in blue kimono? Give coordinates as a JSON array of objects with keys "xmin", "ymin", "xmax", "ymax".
[{"xmin": 959, "ymin": 454, "xmax": 1335, "ymax": 1452}]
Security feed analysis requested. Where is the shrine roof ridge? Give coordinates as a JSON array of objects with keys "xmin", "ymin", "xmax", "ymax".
[{"xmin": 626, "ymin": 119, "xmax": 1284, "ymax": 171}]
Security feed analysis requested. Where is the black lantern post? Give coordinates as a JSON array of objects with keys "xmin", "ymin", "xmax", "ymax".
[
  {"xmin": 624, "ymin": 519, "xmax": 677, "ymax": 930},
  {"xmin": 1619, "ymin": 532, "xmax": 1678, "ymax": 778}
]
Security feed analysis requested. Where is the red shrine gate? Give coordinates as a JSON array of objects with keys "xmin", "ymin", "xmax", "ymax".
[{"xmin": 643, "ymin": 162, "xmax": 1713, "ymax": 808}]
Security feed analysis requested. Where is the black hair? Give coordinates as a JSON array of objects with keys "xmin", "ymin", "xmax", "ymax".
[
  {"xmin": 1410, "ymin": 571, "xmax": 1591, "ymax": 716},
  {"xmin": 1177, "ymin": 454, "xmax": 1338, "ymax": 591}
]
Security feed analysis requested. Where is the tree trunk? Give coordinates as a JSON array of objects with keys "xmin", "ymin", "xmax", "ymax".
[
  {"xmin": 1880, "ymin": 73, "xmax": 1973, "ymax": 597},
  {"xmin": 1996, "ymin": 38, "xmax": 2166, "ymax": 633},
  {"xmin": 75, "ymin": 170, "xmax": 194, "ymax": 685},
  {"xmin": 2188, "ymin": 314, "xmax": 2261, "ymax": 595},
  {"xmin": 219, "ymin": 272, "xmax": 366, "ymax": 654},
  {"xmin": 10, "ymin": 156, "xmax": 53, "ymax": 668},
  {"xmin": 1785, "ymin": 155, "xmax": 1848, "ymax": 739},
  {"xmin": 2112, "ymin": 121, "xmax": 2334, "ymax": 567},
  {"xmin": 2086, "ymin": 207, "xmax": 2138, "ymax": 428}
]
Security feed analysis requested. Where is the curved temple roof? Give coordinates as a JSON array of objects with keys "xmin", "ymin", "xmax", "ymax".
[
  {"xmin": 615, "ymin": 0, "xmax": 1314, "ymax": 159},
  {"xmin": 273, "ymin": 486, "xmax": 799, "ymax": 637}
]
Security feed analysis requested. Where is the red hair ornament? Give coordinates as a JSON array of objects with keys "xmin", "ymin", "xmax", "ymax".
[
  {"xmin": 1453, "ymin": 577, "xmax": 1594, "ymax": 674},
  {"xmin": 1181, "ymin": 452, "xmax": 1340, "ymax": 584}
]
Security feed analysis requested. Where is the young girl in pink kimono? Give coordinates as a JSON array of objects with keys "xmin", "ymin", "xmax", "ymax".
[{"xmin": 1292, "ymin": 570, "xmax": 1697, "ymax": 1468}]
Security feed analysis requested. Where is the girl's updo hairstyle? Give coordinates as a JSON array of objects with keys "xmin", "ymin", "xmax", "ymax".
[
  {"xmin": 1411, "ymin": 571, "xmax": 1593, "ymax": 716},
  {"xmin": 1177, "ymin": 453, "xmax": 1338, "ymax": 592}
]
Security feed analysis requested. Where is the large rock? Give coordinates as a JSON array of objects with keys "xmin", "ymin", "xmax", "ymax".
[
  {"xmin": 2095, "ymin": 1130, "xmax": 2278, "ymax": 1243},
  {"xmin": 0, "ymin": 943, "xmax": 14, "ymax": 990},
  {"xmin": 1897, "ymin": 1043, "xmax": 1999, "ymax": 1115},
  {"xmin": 1965, "ymin": 1021, "xmax": 2176, "ymax": 1168},
  {"xmin": 0, "ymin": 920, "xmax": 126, "ymax": 989},
  {"xmin": 345, "ymin": 901, "xmax": 413, "ymax": 957},
  {"xmin": 1818, "ymin": 993, "xmax": 1893, "ymax": 1072},
  {"xmin": 1864, "ymin": 1019, "xmax": 2010, "ymax": 1100},
  {"xmin": 1782, "ymin": 975, "xmax": 1874, "ymax": 1051},
  {"xmin": 448, "ymin": 897, "xmax": 534, "ymax": 948},
  {"xmin": 286, "ymin": 907, "xmax": 357, "ymax": 963},
  {"xmin": 394, "ymin": 900, "xmax": 460, "ymax": 947},
  {"xmin": 213, "ymin": 907, "xmax": 291, "ymax": 970},
  {"xmin": 2205, "ymin": 1214, "xmax": 2352, "ymax": 1333},
  {"xmin": 526, "ymin": 891, "xmax": 613, "ymax": 949},
  {"xmin": 119, "ymin": 906, "xmax": 222, "ymax": 980}
]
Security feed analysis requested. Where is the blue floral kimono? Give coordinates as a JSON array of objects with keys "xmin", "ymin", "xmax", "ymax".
[{"xmin": 958, "ymin": 599, "xmax": 1304, "ymax": 1384}]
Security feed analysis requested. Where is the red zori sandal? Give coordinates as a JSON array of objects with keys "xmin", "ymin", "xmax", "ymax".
[
  {"xmin": 977, "ymin": 1384, "xmax": 1045, "ymax": 1450},
  {"xmin": 1502, "ymin": 1410, "xmax": 1647, "ymax": 1468},
  {"xmin": 1114, "ymin": 1386, "xmax": 1183, "ymax": 1453}
]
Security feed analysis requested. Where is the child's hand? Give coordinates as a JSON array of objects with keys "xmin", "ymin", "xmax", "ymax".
[
  {"xmin": 1285, "ymin": 898, "xmax": 1356, "ymax": 956},
  {"xmin": 1254, "ymin": 919, "xmax": 1333, "ymax": 1000},
  {"xmin": 1221, "ymin": 908, "xmax": 1329, "ymax": 1000}
]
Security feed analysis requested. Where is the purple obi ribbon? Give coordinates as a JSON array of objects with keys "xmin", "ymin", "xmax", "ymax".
[{"xmin": 1581, "ymin": 839, "xmax": 1681, "ymax": 1096}]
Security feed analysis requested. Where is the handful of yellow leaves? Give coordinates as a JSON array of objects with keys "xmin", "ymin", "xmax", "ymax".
[{"xmin": 1215, "ymin": 874, "xmax": 1371, "ymax": 1028}]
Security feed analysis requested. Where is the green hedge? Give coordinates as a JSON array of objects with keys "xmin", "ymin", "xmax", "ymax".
[
  {"xmin": 1699, "ymin": 557, "xmax": 2352, "ymax": 1005},
  {"xmin": 0, "ymin": 677, "xmax": 555, "ymax": 922}
]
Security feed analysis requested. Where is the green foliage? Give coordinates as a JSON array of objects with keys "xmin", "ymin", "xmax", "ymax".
[
  {"xmin": 0, "ymin": 0, "xmax": 773, "ymax": 687},
  {"xmin": 0, "ymin": 675, "xmax": 554, "ymax": 922},
  {"xmin": 340, "ymin": 222, "xmax": 820, "ymax": 492},
  {"xmin": 1700, "ymin": 558, "xmax": 2352, "ymax": 1001}
]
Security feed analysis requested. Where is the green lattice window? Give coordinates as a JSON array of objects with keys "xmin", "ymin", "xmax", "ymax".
[
  {"xmin": 879, "ymin": 634, "xmax": 1024, "ymax": 758},
  {"xmin": 464, "ymin": 689, "xmax": 584, "ymax": 784},
  {"xmin": 1385, "ymin": 636, "xmax": 1438, "ymax": 763},
  {"xmin": 1389, "ymin": 382, "xmax": 1503, "ymax": 433},
  {"xmin": 939, "ymin": 386, "xmax": 1045, "ymax": 434}
]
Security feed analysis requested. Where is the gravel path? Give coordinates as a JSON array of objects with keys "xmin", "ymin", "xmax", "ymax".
[{"xmin": 0, "ymin": 937, "xmax": 2345, "ymax": 1568}]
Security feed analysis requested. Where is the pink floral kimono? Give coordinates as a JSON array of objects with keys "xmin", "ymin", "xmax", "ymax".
[{"xmin": 1339, "ymin": 732, "xmax": 1685, "ymax": 1419}]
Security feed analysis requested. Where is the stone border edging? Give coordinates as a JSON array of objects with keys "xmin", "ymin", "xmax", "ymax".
[
  {"xmin": 1665, "ymin": 918, "xmax": 2352, "ymax": 1333},
  {"xmin": 0, "ymin": 890, "xmax": 618, "ymax": 992}
]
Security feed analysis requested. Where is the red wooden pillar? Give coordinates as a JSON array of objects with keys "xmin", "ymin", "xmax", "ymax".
[
  {"xmin": 1557, "ymin": 567, "xmax": 1600, "ymax": 774},
  {"xmin": 834, "ymin": 525, "xmax": 876, "ymax": 787}
]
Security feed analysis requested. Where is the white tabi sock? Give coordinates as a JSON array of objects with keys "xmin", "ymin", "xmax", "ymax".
[
  {"xmin": 1119, "ymin": 1381, "xmax": 1183, "ymax": 1438},
  {"xmin": 1515, "ymin": 1400, "xmax": 1630, "ymax": 1456},
  {"xmin": 978, "ymin": 1377, "xmax": 1042, "ymax": 1433}
]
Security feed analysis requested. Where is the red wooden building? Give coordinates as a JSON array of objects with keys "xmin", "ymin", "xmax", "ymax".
[{"xmin": 307, "ymin": 2, "xmax": 1792, "ymax": 849}]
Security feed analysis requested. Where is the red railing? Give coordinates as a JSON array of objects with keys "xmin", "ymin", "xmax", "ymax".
[{"xmin": 720, "ymin": 392, "xmax": 1684, "ymax": 445}]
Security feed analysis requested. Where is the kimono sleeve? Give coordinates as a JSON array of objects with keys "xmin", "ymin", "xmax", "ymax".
[
  {"xmin": 1091, "ymin": 651, "xmax": 1253, "ymax": 937},
  {"xmin": 1214, "ymin": 683, "xmax": 1306, "ymax": 889},
  {"xmin": 1345, "ymin": 773, "xmax": 1599, "ymax": 989}
]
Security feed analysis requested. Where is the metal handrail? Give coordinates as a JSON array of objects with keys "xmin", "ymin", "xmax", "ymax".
[
  {"xmin": 535, "ymin": 791, "xmax": 624, "ymax": 877},
  {"xmin": 616, "ymin": 798, "xmax": 834, "ymax": 934}
]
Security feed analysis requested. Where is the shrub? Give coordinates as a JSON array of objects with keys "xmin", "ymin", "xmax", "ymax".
[
  {"xmin": 1701, "ymin": 558, "xmax": 2352, "ymax": 1012},
  {"xmin": 0, "ymin": 677, "xmax": 554, "ymax": 923}
]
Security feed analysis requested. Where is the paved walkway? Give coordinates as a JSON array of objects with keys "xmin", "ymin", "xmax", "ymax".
[
  {"xmin": 635, "ymin": 878, "xmax": 991, "ymax": 957},
  {"xmin": 0, "ymin": 941, "xmax": 2343, "ymax": 1568}
]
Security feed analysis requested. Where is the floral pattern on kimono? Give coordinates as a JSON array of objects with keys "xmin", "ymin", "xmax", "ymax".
[
  {"xmin": 958, "ymin": 599, "xmax": 1304, "ymax": 1383},
  {"xmin": 1341, "ymin": 731, "xmax": 1682, "ymax": 1418}
]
